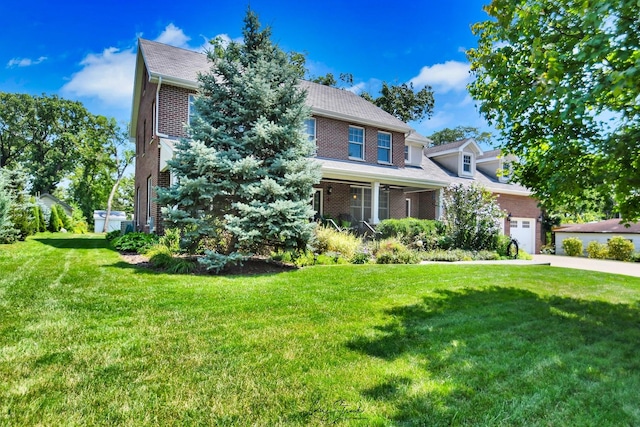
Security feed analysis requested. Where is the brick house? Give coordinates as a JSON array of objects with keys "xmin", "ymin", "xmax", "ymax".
[{"xmin": 130, "ymin": 39, "xmax": 543, "ymax": 253}]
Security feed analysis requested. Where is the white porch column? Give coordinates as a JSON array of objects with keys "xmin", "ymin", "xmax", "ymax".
[
  {"xmin": 435, "ymin": 188, "xmax": 444, "ymax": 220},
  {"xmin": 371, "ymin": 181, "xmax": 380, "ymax": 224}
]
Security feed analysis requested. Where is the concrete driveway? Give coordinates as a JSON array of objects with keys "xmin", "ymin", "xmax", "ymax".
[{"xmin": 531, "ymin": 254, "xmax": 640, "ymax": 278}]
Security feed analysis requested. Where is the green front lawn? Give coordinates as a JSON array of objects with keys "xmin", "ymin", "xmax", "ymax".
[{"xmin": 1, "ymin": 234, "xmax": 639, "ymax": 426}]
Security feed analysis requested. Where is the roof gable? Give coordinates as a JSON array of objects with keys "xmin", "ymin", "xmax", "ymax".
[{"xmin": 424, "ymin": 138, "xmax": 483, "ymax": 158}]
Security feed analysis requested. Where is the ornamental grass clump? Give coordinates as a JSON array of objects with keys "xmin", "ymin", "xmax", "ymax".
[
  {"xmin": 375, "ymin": 238, "xmax": 420, "ymax": 264},
  {"xmin": 314, "ymin": 226, "xmax": 361, "ymax": 260}
]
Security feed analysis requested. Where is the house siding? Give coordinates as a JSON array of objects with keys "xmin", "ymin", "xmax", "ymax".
[{"xmin": 315, "ymin": 116, "xmax": 405, "ymax": 167}]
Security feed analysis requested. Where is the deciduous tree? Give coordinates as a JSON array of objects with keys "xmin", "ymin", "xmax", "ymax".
[
  {"xmin": 467, "ymin": 0, "xmax": 640, "ymax": 221},
  {"xmin": 428, "ymin": 126, "xmax": 492, "ymax": 146}
]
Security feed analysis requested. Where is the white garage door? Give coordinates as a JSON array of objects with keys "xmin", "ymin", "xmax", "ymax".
[{"xmin": 509, "ymin": 217, "xmax": 536, "ymax": 254}]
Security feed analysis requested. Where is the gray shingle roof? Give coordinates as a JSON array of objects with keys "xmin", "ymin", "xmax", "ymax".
[
  {"xmin": 138, "ymin": 38, "xmax": 410, "ymax": 132},
  {"xmin": 424, "ymin": 138, "xmax": 474, "ymax": 155},
  {"xmin": 139, "ymin": 39, "xmax": 211, "ymax": 84}
]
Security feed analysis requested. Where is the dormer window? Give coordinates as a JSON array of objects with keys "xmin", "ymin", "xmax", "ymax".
[{"xmin": 463, "ymin": 154, "xmax": 472, "ymax": 174}]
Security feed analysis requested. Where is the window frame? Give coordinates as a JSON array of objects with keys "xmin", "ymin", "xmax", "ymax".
[
  {"xmin": 462, "ymin": 153, "xmax": 473, "ymax": 175},
  {"xmin": 146, "ymin": 176, "xmax": 153, "ymax": 220},
  {"xmin": 404, "ymin": 145, "xmax": 410, "ymax": 163},
  {"xmin": 377, "ymin": 131, "xmax": 392, "ymax": 164},
  {"xmin": 348, "ymin": 125, "xmax": 365, "ymax": 161},
  {"xmin": 188, "ymin": 94, "xmax": 197, "ymax": 127}
]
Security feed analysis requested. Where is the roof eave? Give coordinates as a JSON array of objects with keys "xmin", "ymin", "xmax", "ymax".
[{"xmin": 311, "ymin": 107, "xmax": 411, "ymax": 134}]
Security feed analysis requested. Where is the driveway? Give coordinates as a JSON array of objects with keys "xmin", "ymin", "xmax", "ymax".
[{"xmin": 531, "ymin": 254, "xmax": 640, "ymax": 278}]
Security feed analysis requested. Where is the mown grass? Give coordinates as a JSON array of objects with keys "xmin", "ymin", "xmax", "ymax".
[{"xmin": 1, "ymin": 233, "xmax": 640, "ymax": 426}]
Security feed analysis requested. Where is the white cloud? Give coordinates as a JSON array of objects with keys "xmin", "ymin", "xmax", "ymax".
[
  {"xmin": 60, "ymin": 23, "xmax": 198, "ymax": 108},
  {"xmin": 155, "ymin": 23, "xmax": 191, "ymax": 48},
  {"xmin": 6, "ymin": 56, "xmax": 47, "ymax": 68},
  {"xmin": 61, "ymin": 47, "xmax": 136, "ymax": 106},
  {"xmin": 409, "ymin": 61, "xmax": 471, "ymax": 93}
]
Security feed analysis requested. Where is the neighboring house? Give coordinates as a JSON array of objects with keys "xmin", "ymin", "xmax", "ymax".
[
  {"xmin": 38, "ymin": 193, "xmax": 73, "ymax": 217},
  {"xmin": 130, "ymin": 38, "xmax": 543, "ymax": 253},
  {"xmin": 554, "ymin": 219, "xmax": 640, "ymax": 255}
]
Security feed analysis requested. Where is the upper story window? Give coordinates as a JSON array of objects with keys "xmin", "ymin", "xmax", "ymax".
[
  {"xmin": 378, "ymin": 132, "xmax": 392, "ymax": 164},
  {"xmin": 188, "ymin": 94, "xmax": 197, "ymax": 127},
  {"xmin": 463, "ymin": 153, "xmax": 473, "ymax": 174},
  {"xmin": 304, "ymin": 118, "xmax": 316, "ymax": 142},
  {"xmin": 348, "ymin": 126, "xmax": 364, "ymax": 160},
  {"xmin": 404, "ymin": 145, "xmax": 410, "ymax": 163}
]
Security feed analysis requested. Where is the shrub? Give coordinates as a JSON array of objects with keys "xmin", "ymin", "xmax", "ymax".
[
  {"xmin": 105, "ymin": 230, "xmax": 121, "ymax": 241},
  {"xmin": 442, "ymin": 183, "xmax": 504, "ymax": 251},
  {"xmin": 375, "ymin": 238, "xmax": 420, "ymax": 264},
  {"xmin": 562, "ymin": 237, "xmax": 583, "ymax": 257},
  {"xmin": 607, "ymin": 236, "xmax": 634, "ymax": 261},
  {"xmin": 495, "ymin": 234, "xmax": 513, "ymax": 257},
  {"xmin": 540, "ymin": 244, "xmax": 555, "ymax": 255},
  {"xmin": 48, "ymin": 206, "xmax": 62, "ymax": 232},
  {"xmin": 586, "ymin": 241, "xmax": 608, "ymax": 259},
  {"xmin": 376, "ymin": 218, "xmax": 445, "ymax": 250},
  {"xmin": 159, "ymin": 228, "xmax": 181, "ymax": 253},
  {"xmin": 314, "ymin": 226, "xmax": 361, "ymax": 260},
  {"xmin": 350, "ymin": 249, "xmax": 372, "ymax": 264},
  {"xmin": 147, "ymin": 245, "xmax": 174, "ymax": 268},
  {"xmin": 112, "ymin": 232, "xmax": 159, "ymax": 254}
]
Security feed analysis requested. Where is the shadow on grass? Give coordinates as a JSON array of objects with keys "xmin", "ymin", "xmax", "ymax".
[
  {"xmin": 347, "ymin": 287, "xmax": 640, "ymax": 425},
  {"xmin": 33, "ymin": 236, "xmax": 112, "ymax": 250}
]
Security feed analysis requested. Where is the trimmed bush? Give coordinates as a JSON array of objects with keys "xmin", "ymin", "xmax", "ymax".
[
  {"xmin": 586, "ymin": 241, "xmax": 608, "ymax": 259},
  {"xmin": 562, "ymin": 237, "xmax": 583, "ymax": 257},
  {"xmin": 607, "ymin": 236, "xmax": 634, "ymax": 261},
  {"xmin": 105, "ymin": 230, "xmax": 121, "ymax": 241}
]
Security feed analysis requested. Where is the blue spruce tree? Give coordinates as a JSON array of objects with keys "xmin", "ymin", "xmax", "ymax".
[{"xmin": 157, "ymin": 10, "xmax": 321, "ymax": 272}]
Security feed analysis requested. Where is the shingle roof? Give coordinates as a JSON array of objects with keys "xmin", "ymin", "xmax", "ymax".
[
  {"xmin": 137, "ymin": 39, "xmax": 410, "ymax": 132},
  {"xmin": 139, "ymin": 39, "xmax": 211, "ymax": 84},
  {"xmin": 477, "ymin": 149, "xmax": 501, "ymax": 160},
  {"xmin": 424, "ymin": 138, "xmax": 474, "ymax": 155},
  {"xmin": 554, "ymin": 218, "xmax": 640, "ymax": 233}
]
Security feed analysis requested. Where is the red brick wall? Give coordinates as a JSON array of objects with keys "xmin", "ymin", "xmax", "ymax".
[
  {"xmin": 158, "ymin": 85, "xmax": 195, "ymax": 138},
  {"xmin": 315, "ymin": 116, "xmax": 405, "ymax": 167},
  {"xmin": 134, "ymin": 64, "xmax": 159, "ymax": 231},
  {"xmin": 419, "ymin": 191, "xmax": 438, "ymax": 219}
]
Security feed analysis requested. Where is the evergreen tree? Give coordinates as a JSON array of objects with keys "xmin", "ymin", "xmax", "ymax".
[
  {"xmin": 157, "ymin": 10, "xmax": 321, "ymax": 272},
  {"xmin": 0, "ymin": 167, "xmax": 35, "ymax": 240},
  {"xmin": 48, "ymin": 205, "xmax": 62, "ymax": 232}
]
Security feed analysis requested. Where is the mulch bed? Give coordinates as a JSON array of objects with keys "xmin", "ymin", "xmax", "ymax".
[{"xmin": 119, "ymin": 253, "xmax": 297, "ymax": 276}]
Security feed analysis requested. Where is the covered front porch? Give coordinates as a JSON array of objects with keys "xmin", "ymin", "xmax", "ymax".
[{"xmin": 313, "ymin": 158, "xmax": 448, "ymax": 229}]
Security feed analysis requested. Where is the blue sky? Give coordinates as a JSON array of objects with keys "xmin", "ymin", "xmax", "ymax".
[{"xmin": 0, "ymin": 0, "xmax": 493, "ymax": 140}]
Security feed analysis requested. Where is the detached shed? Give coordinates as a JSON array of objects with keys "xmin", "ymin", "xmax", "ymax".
[
  {"xmin": 554, "ymin": 219, "xmax": 640, "ymax": 255},
  {"xmin": 94, "ymin": 210, "xmax": 128, "ymax": 233}
]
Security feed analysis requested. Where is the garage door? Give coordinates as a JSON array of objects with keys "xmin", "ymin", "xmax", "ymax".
[{"xmin": 509, "ymin": 217, "xmax": 535, "ymax": 254}]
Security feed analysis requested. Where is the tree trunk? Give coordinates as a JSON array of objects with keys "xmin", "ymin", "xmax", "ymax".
[{"xmin": 102, "ymin": 177, "xmax": 121, "ymax": 233}]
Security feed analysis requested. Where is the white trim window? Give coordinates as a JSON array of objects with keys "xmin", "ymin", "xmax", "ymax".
[
  {"xmin": 405, "ymin": 198, "xmax": 411, "ymax": 217},
  {"xmin": 304, "ymin": 118, "xmax": 316, "ymax": 142},
  {"xmin": 378, "ymin": 131, "xmax": 392, "ymax": 164},
  {"xmin": 146, "ymin": 176, "xmax": 153, "ymax": 220},
  {"xmin": 404, "ymin": 145, "xmax": 410, "ymax": 163},
  {"xmin": 312, "ymin": 188, "xmax": 323, "ymax": 218},
  {"xmin": 188, "ymin": 94, "xmax": 197, "ymax": 127},
  {"xmin": 348, "ymin": 126, "xmax": 365, "ymax": 160},
  {"xmin": 462, "ymin": 153, "xmax": 473, "ymax": 175}
]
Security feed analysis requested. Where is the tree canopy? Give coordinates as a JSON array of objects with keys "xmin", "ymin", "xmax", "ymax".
[
  {"xmin": 467, "ymin": 0, "xmax": 640, "ymax": 221},
  {"xmin": 428, "ymin": 126, "xmax": 492, "ymax": 146},
  {"xmin": 0, "ymin": 92, "xmax": 133, "ymax": 222},
  {"xmin": 310, "ymin": 73, "xmax": 435, "ymax": 123},
  {"xmin": 157, "ymin": 10, "xmax": 321, "ymax": 272}
]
